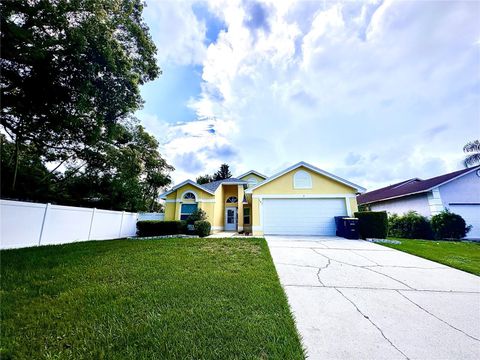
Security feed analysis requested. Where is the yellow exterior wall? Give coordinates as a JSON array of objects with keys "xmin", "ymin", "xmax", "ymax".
[
  {"xmin": 253, "ymin": 167, "xmax": 355, "ymax": 195},
  {"xmin": 213, "ymin": 185, "xmax": 224, "ymax": 229},
  {"xmin": 239, "ymin": 173, "xmax": 266, "ymax": 182},
  {"xmin": 163, "ymin": 184, "xmax": 215, "ymax": 222},
  {"xmin": 164, "ymin": 202, "xmax": 175, "ymax": 220},
  {"xmin": 349, "ymin": 197, "xmax": 359, "ymax": 214},
  {"xmin": 251, "ymin": 166, "xmax": 359, "ymax": 236}
]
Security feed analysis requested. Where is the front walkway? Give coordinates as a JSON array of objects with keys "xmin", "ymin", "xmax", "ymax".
[
  {"xmin": 266, "ymin": 236, "xmax": 480, "ymax": 359},
  {"xmin": 207, "ymin": 231, "xmax": 250, "ymax": 238}
]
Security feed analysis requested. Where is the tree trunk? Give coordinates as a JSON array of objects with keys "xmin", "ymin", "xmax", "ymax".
[{"xmin": 11, "ymin": 134, "xmax": 20, "ymax": 191}]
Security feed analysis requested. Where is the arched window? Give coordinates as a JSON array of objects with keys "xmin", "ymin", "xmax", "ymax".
[
  {"xmin": 294, "ymin": 170, "xmax": 312, "ymax": 189},
  {"xmin": 226, "ymin": 196, "xmax": 238, "ymax": 203},
  {"xmin": 183, "ymin": 192, "xmax": 196, "ymax": 200},
  {"xmin": 246, "ymin": 177, "xmax": 258, "ymax": 188}
]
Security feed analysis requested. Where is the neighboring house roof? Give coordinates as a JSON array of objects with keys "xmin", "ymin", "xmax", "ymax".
[
  {"xmin": 357, "ymin": 165, "xmax": 480, "ymax": 205},
  {"xmin": 236, "ymin": 170, "xmax": 268, "ymax": 180},
  {"xmin": 159, "ymin": 178, "xmax": 247, "ymax": 199},
  {"xmin": 200, "ymin": 177, "xmax": 247, "ymax": 192},
  {"xmin": 245, "ymin": 161, "xmax": 366, "ymax": 194}
]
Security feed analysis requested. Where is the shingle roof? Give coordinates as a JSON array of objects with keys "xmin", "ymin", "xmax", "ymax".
[
  {"xmin": 200, "ymin": 177, "xmax": 247, "ymax": 192},
  {"xmin": 357, "ymin": 166, "xmax": 480, "ymax": 205}
]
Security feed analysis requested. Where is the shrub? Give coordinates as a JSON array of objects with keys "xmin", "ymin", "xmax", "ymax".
[
  {"xmin": 136, "ymin": 220, "xmax": 187, "ymax": 237},
  {"xmin": 194, "ymin": 220, "xmax": 211, "ymax": 237},
  {"xmin": 186, "ymin": 209, "xmax": 207, "ymax": 224},
  {"xmin": 388, "ymin": 211, "xmax": 432, "ymax": 239},
  {"xmin": 354, "ymin": 211, "xmax": 388, "ymax": 239},
  {"xmin": 431, "ymin": 210, "xmax": 471, "ymax": 240}
]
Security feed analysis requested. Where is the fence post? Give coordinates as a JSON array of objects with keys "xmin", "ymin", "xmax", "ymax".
[
  {"xmin": 118, "ymin": 211, "xmax": 125, "ymax": 238},
  {"xmin": 88, "ymin": 208, "xmax": 96, "ymax": 240},
  {"xmin": 38, "ymin": 203, "xmax": 50, "ymax": 246}
]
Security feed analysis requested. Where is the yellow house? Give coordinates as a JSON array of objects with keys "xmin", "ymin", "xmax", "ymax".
[{"xmin": 160, "ymin": 162, "xmax": 365, "ymax": 236}]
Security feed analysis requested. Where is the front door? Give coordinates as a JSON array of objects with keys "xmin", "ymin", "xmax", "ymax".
[{"xmin": 225, "ymin": 207, "xmax": 237, "ymax": 231}]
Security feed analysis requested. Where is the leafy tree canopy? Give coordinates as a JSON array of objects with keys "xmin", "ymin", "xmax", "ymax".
[
  {"xmin": 195, "ymin": 164, "xmax": 232, "ymax": 184},
  {"xmin": 196, "ymin": 174, "xmax": 213, "ymax": 185},
  {"xmin": 0, "ymin": 0, "xmax": 173, "ymax": 211},
  {"xmin": 213, "ymin": 164, "xmax": 232, "ymax": 181},
  {"xmin": 464, "ymin": 140, "xmax": 480, "ymax": 167}
]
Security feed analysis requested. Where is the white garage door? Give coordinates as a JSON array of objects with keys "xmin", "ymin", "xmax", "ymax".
[
  {"xmin": 449, "ymin": 204, "xmax": 480, "ymax": 239},
  {"xmin": 263, "ymin": 198, "xmax": 347, "ymax": 235}
]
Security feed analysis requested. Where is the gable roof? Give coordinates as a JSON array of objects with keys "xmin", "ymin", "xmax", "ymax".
[
  {"xmin": 159, "ymin": 178, "xmax": 247, "ymax": 199},
  {"xmin": 245, "ymin": 161, "xmax": 366, "ymax": 194},
  {"xmin": 159, "ymin": 180, "xmax": 215, "ymax": 198},
  {"xmin": 357, "ymin": 165, "xmax": 480, "ymax": 205},
  {"xmin": 236, "ymin": 170, "xmax": 268, "ymax": 180}
]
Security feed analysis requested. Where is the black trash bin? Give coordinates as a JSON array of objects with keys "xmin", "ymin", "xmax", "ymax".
[{"xmin": 335, "ymin": 216, "xmax": 359, "ymax": 239}]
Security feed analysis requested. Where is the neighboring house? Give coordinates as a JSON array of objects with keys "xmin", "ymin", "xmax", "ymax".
[
  {"xmin": 357, "ymin": 165, "xmax": 480, "ymax": 239},
  {"xmin": 159, "ymin": 162, "xmax": 365, "ymax": 236}
]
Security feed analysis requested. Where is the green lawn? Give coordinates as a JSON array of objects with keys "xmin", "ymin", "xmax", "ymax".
[
  {"xmin": 0, "ymin": 238, "xmax": 304, "ymax": 359},
  {"xmin": 381, "ymin": 238, "xmax": 480, "ymax": 276}
]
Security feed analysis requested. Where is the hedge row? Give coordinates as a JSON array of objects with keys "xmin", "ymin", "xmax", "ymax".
[
  {"xmin": 355, "ymin": 210, "xmax": 471, "ymax": 240},
  {"xmin": 354, "ymin": 211, "xmax": 388, "ymax": 239},
  {"xmin": 388, "ymin": 211, "xmax": 432, "ymax": 239},
  {"xmin": 136, "ymin": 220, "xmax": 212, "ymax": 237},
  {"xmin": 137, "ymin": 220, "xmax": 187, "ymax": 237}
]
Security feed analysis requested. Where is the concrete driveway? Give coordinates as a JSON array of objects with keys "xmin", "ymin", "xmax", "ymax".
[{"xmin": 266, "ymin": 236, "xmax": 480, "ymax": 359}]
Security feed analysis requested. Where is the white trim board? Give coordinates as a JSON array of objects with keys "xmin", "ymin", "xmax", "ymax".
[
  {"xmin": 165, "ymin": 199, "xmax": 216, "ymax": 203},
  {"xmin": 245, "ymin": 161, "xmax": 366, "ymax": 194},
  {"xmin": 252, "ymin": 194, "xmax": 356, "ymax": 199},
  {"xmin": 159, "ymin": 179, "xmax": 214, "ymax": 198},
  {"xmin": 237, "ymin": 170, "xmax": 268, "ymax": 180}
]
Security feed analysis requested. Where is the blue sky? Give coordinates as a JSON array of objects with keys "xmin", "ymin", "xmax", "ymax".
[{"xmin": 137, "ymin": 0, "xmax": 480, "ymax": 189}]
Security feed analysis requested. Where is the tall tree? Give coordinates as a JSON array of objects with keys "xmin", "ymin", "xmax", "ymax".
[
  {"xmin": 196, "ymin": 174, "xmax": 213, "ymax": 185},
  {"xmin": 213, "ymin": 164, "xmax": 232, "ymax": 181},
  {"xmin": 1, "ymin": 0, "xmax": 159, "ymax": 190},
  {"xmin": 464, "ymin": 140, "xmax": 480, "ymax": 167}
]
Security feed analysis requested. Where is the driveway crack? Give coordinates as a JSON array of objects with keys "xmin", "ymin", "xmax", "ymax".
[
  {"xmin": 336, "ymin": 288, "xmax": 410, "ymax": 359},
  {"xmin": 397, "ymin": 290, "xmax": 480, "ymax": 342},
  {"xmin": 311, "ymin": 249, "xmax": 415, "ymax": 290},
  {"xmin": 316, "ymin": 258, "xmax": 330, "ymax": 286},
  {"xmin": 351, "ymin": 250, "xmax": 380, "ymax": 266}
]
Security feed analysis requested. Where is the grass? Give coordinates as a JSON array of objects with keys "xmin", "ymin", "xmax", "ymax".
[
  {"xmin": 381, "ymin": 238, "xmax": 480, "ymax": 276},
  {"xmin": 0, "ymin": 238, "xmax": 305, "ymax": 359}
]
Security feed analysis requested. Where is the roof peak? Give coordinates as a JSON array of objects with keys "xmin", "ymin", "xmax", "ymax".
[{"xmin": 236, "ymin": 170, "xmax": 268, "ymax": 179}]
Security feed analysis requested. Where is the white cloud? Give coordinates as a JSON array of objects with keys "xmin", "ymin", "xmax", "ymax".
[
  {"xmin": 139, "ymin": 113, "xmax": 239, "ymax": 183},
  {"xmin": 142, "ymin": 0, "xmax": 480, "ymax": 190},
  {"xmin": 144, "ymin": 0, "xmax": 207, "ymax": 65}
]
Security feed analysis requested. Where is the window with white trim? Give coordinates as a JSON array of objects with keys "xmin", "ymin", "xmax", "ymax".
[
  {"xmin": 183, "ymin": 192, "xmax": 196, "ymax": 200},
  {"xmin": 243, "ymin": 207, "xmax": 251, "ymax": 225},
  {"xmin": 180, "ymin": 203, "xmax": 197, "ymax": 220},
  {"xmin": 226, "ymin": 196, "xmax": 238, "ymax": 203},
  {"xmin": 293, "ymin": 170, "xmax": 312, "ymax": 189}
]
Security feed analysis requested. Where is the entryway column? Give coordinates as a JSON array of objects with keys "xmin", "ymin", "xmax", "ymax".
[{"xmin": 237, "ymin": 184, "xmax": 244, "ymax": 232}]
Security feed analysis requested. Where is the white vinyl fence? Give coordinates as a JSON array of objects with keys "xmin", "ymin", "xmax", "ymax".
[
  {"xmin": 0, "ymin": 200, "xmax": 138, "ymax": 250},
  {"xmin": 138, "ymin": 212, "xmax": 165, "ymax": 221}
]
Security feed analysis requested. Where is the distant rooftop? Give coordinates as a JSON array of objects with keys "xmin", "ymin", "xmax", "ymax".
[{"xmin": 357, "ymin": 166, "xmax": 480, "ymax": 205}]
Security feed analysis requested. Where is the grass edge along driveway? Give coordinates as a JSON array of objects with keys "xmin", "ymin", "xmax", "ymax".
[
  {"xmin": 381, "ymin": 238, "xmax": 480, "ymax": 276},
  {"xmin": 1, "ymin": 237, "xmax": 305, "ymax": 359}
]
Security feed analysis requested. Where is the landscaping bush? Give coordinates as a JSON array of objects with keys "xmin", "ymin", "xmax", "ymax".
[
  {"xmin": 354, "ymin": 211, "xmax": 388, "ymax": 239},
  {"xmin": 194, "ymin": 220, "xmax": 211, "ymax": 237},
  {"xmin": 388, "ymin": 211, "xmax": 433, "ymax": 239},
  {"xmin": 186, "ymin": 209, "xmax": 207, "ymax": 224},
  {"xmin": 136, "ymin": 220, "xmax": 187, "ymax": 237},
  {"xmin": 431, "ymin": 210, "xmax": 471, "ymax": 240}
]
